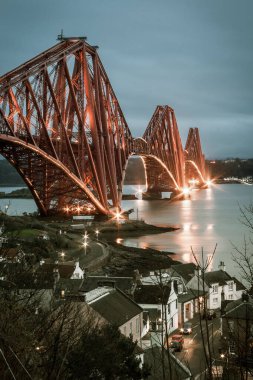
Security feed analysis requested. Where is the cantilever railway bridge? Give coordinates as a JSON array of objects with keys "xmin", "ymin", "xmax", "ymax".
[{"xmin": 0, "ymin": 39, "xmax": 207, "ymax": 217}]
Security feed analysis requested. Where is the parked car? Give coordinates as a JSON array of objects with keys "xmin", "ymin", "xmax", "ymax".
[
  {"xmin": 180, "ymin": 322, "xmax": 192, "ymax": 334},
  {"xmin": 171, "ymin": 334, "xmax": 184, "ymax": 344},
  {"xmin": 169, "ymin": 340, "xmax": 183, "ymax": 352},
  {"xmin": 202, "ymin": 309, "xmax": 217, "ymax": 320}
]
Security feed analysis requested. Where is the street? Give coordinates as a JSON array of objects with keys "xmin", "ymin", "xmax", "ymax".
[{"xmin": 173, "ymin": 314, "xmax": 222, "ymax": 379}]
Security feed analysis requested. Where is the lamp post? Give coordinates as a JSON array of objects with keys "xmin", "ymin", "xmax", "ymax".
[
  {"xmin": 60, "ymin": 251, "xmax": 65, "ymax": 261},
  {"xmin": 95, "ymin": 229, "xmax": 99, "ymax": 241}
]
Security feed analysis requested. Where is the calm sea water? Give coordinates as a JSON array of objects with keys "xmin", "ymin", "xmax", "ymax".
[
  {"xmin": 121, "ymin": 184, "xmax": 253, "ymax": 278},
  {"xmin": 1, "ymin": 184, "xmax": 252, "ymax": 279}
]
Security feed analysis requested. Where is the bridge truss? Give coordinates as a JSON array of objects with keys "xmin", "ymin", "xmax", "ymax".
[
  {"xmin": 0, "ymin": 40, "xmax": 207, "ymax": 217},
  {"xmin": 0, "ymin": 40, "xmax": 132, "ymax": 216}
]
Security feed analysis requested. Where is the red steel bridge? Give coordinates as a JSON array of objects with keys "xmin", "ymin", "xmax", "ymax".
[{"xmin": 0, "ymin": 38, "xmax": 208, "ymax": 217}]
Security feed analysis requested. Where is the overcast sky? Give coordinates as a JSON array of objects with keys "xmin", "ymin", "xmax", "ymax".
[{"xmin": 0, "ymin": 0, "xmax": 252, "ymax": 159}]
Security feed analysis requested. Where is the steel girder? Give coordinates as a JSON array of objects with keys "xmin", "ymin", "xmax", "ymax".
[
  {"xmin": 0, "ymin": 40, "xmax": 132, "ymax": 216},
  {"xmin": 142, "ymin": 106, "xmax": 186, "ymax": 192},
  {"xmin": 185, "ymin": 127, "xmax": 206, "ymax": 185}
]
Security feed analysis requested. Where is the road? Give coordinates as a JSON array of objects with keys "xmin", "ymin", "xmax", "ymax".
[{"xmin": 173, "ymin": 315, "xmax": 222, "ymax": 379}]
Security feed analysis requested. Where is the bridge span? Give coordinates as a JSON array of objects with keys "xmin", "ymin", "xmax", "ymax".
[{"xmin": 0, "ymin": 39, "xmax": 208, "ymax": 217}]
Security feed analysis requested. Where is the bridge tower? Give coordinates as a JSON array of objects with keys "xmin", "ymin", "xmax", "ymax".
[{"xmin": 0, "ymin": 39, "xmax": 132, "ymax": 216}]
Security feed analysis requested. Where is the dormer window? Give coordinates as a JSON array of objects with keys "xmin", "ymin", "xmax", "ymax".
[{"xmin": 228, "ymin": 282, "xmax": 233, "ymax": 291}]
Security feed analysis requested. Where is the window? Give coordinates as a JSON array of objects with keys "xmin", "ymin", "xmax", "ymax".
[
  {"xmin": 213, "ymin": 297, "xmax": 218, "ymax": 304},
  {"xmin": 228, "ymin": 282, "xmax": 233, "ymax": 291},
  {"xmin": 228, "ymin": 294, "xmax": 233, "ymax": 300},
  {"xmin": 167, "ymin": 303, "xmax": 171, "ymax": 314},
  {"xmin": 175, "ymin": 300, "xmax": 178, "ymax": 309},
  {"xmin": 212, "ymin": 284, "xmax": 218, "ymax": 294}
]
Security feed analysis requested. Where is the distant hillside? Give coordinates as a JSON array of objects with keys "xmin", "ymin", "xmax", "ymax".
[
  {"xmin": 124, "ymin": 157, "xmax": 146, "ymax": 184},
  {"xmin": 206, "ymin": 158, "xmax": 253, "ymax": 179},
  {"xmin": 0, "ymin": 159, "xmax": 25, "ymax": 186},
  {"xmin": 0, "ymin": 157, "xmax": 146, "ymax": 186}
]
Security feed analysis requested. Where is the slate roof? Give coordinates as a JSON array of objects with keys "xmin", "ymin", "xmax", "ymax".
[
  {"xmin": 133, "ymin": 284, "xmax": 171, "ymax": 304},
  {"xmin": 223, "ymin": 299, "xmax": 253, "ymax": 320},
  {"xmin": 88, "ymin": 287, "xmax": 142, "ymax": 327},
  {"xmin": 38, "ymin": 262, "xmax": 75, "ymax": 279},
  {"xmin": 144, "ymin": 346, "xmax": 192, "ymax": 380},
  {"xmin": 231, "ymin": 276, "xmax": 246, "ymax": 291},
  {"xmin": 204, "ymin": 270, "xmax": 232, "ymax": 287},
  {"xmin": 170, "ymin": 263, "xmax": 196, "ymax": 283},
  {"xmin": 178, "ymin": 289, "xmax": 206, "ymax": 303},
  {"xmin": 81, "ymin": 275, "xmax": 134, "ymax": 295},
  {"xmin": 55, "ymin": 278, "xmax": 84, "ymax": 293}
]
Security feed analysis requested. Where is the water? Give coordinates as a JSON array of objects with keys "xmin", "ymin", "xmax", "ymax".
[
  {"xmin": 1, "ymin": 184, "xmax": 253, "ymax": 279},
  {"xmin": 0, "ymin": 186, "xmax": 37, "ymax": 215},
  {"xmin": 121, "ymin": 184, "xmax": 253, "ymax": 278}
]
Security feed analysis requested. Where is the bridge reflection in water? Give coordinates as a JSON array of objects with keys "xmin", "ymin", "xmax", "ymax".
[{"xmin": 0, "ymin": 38, "xmax": 209, "ymax": 217}]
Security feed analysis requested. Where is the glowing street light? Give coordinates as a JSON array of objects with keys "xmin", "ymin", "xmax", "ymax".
[
  {"xmin": 83, "ymin": 241, "xmax": 88, "ymax": 256},
  {"xmin": 182, "ymin": 187, "xmax": 190, "ymax": 196},
  {"xmin": 206, "ymin": 179, "xmax": 212, "ymax": 187},
  {"xmin": 60, "ymin": 251, "xmax": 65, "ymax": 261},
  {"xmin": 83, "ymin": 230, "xmax": 89, "ymax": 241},
  {"xmin": 95, "ymin": 229, "xmax": 99, "ymax": 241}
]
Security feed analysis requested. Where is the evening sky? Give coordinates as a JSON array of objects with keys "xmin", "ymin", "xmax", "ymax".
[{"xmin": 0, "ymin": 0, "xmax": 252, "ymax": 159}]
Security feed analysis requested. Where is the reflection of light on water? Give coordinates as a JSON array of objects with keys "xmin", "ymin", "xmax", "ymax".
[
  {"xmin": 116, "ymin": 238, "xmax": 123, "ymax": 244},
  {"xmin": 182, "ymin": 252, "xmax": 192, "ymax": 262},
  {"xmin": 183, "ymin": 223, "xmax": 191, "ymax": 232}
]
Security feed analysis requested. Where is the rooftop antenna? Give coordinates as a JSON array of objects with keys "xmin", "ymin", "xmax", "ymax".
[{"xmin": 57, "ymin": 29, "xmax": 87, "ymax": 41}]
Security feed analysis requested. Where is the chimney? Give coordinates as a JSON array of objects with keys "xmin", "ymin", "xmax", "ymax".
[
  {"xmin": 133, "ymin": 269, "xmax": 142, "ymax": 285},
  {"xmin": 218, "ymin": 261, "xmax": 226, "ymax": 272},
  {"xmin": 53, "ymin": 268, "xmax": 60, "ymax": 283}
]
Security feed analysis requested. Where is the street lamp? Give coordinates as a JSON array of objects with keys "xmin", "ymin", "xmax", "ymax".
[
  {"xmin": 83, "ymin": 241, "xmax": 88, "ymax": 256},
  {"xmin": 60, "ymin": 251, "xmax": 65, "ymax": 261},
  {"xmin": 83, "ymin": 230, "xmax": 89, "ymax": 241},
  {"xmin": 95, "ymin": 229, "xmax": 99, "ymax": 241}
]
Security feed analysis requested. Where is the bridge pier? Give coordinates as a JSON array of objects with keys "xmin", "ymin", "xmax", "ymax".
[{"xmin": 142, "ymin": 190, "xmax": 162, "ymax": 200}]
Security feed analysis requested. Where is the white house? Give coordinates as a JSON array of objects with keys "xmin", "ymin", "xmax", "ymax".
[
  {"xmin": 133, "ymin": 280, "xmax": 178, "ymax": 346},
  {"xmin": 187, "ymin": 261, "xmax": 246, "ymax": 310}
]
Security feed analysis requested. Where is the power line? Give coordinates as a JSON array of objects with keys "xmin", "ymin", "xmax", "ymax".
[{"xmin": 0, "ymin": 348, "xmax": 17, "ymax": 380}]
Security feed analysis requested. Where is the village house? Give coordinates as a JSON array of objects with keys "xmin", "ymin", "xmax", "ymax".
[
  {"xmin": 38, "ymin": 259, "xmax": 85, "ymax": 280},
  {"xmin": 169, "ymin": 263, "xmax": 207, "ymax": 324},
  {"xmin": 133, "ymin": 280, "xmax": 178, "ymax": 346},
  {"xmin": 186, "ymin": 261, "xmax": 246, "ymax": 310},
  {"xmin": 85, "ymin": 285, "xmax": 143, "ymax": 345},
  {"xmin": 221, "ymin": 294, "xmax": 253, "ymax": 358}
]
